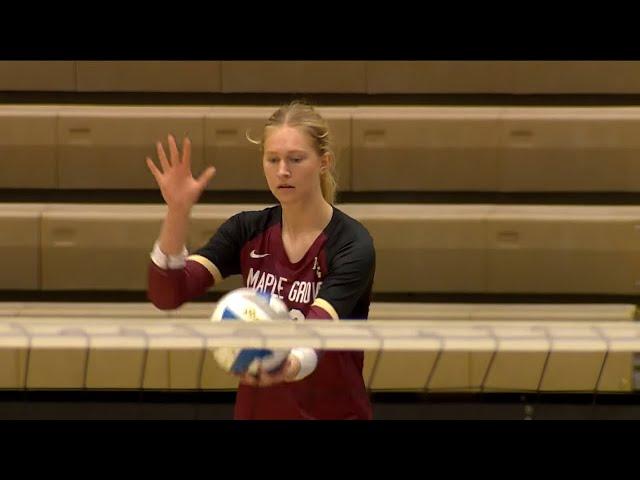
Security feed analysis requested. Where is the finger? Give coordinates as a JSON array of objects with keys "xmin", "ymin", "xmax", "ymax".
[
  {"xmin": 197, "ymin": 166, "xmax": 216, "ymax": 189},
  {"xmin": 283, "ymin": 356, "xmax": 300, "ymax": 382},
  {"xmin": 168, "ymin": 134, "xmax": 180, "ymax": 166},
  {"xmin": 156, "ymin": 141, "xmax": 170, "ymax": 171},
  {"xmin": 146, "ymin": 157, "xmax": 162, "ymax": 183},
  {"xmin": 239, "ymin": 372, "xmax": 258, "ymax": 386},
  {"xmin": 253, "ymin": 367, "xmax": 268, "ymax": 387},
  {"xmin": 257, "ymin": 369, "xmax": 286, "ymax": 387},
  {"xmin": 181, "ymin": 136, "xmax": 191, "ymax": 170}
]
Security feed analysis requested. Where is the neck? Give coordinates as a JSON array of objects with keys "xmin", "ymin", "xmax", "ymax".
[{"xmin": 281, "ymin": 195, "xmax": 333, "ymax": 237}]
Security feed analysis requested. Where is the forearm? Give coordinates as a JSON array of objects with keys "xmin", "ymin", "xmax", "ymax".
[
  {"xmin": 287, "ymin": 304, "xmax": 335, "ymax": 381},
  {"xmin": 158, "ymin": 206, "xmax": 191, "ymax": 256},
  {"xmin": 147, "ymin": 260, "xmax": 214, "ymax": 310}
]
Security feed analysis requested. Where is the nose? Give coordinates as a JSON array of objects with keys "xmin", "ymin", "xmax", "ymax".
[{"xmin": 277, "ymin": 159, "xmax": 291, "ymax": 178}]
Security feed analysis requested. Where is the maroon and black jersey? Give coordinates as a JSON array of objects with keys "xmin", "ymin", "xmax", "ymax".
[{"xmin": 148, "ymin": 205, "xmax": 375, "ymax": 420}]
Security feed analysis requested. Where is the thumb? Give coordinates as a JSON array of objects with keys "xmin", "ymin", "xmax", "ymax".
[{"xmin": 197, "ymin": 166, "xmax": 216, "ymax": 189}]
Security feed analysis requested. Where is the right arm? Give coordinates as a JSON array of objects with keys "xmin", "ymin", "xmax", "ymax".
[{"xmin": 146, "ymin": 134, "xmax": 217, "ymax": 310}]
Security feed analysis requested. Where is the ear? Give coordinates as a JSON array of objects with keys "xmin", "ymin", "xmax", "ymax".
[{"xmin": 320, "ymin": 153, "xmax": 331, "ymax": 173}]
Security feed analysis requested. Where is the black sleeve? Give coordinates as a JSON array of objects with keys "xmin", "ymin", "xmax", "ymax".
[
  {"xmin": 194, "ymin": 213, "xmax": 244, "ymax": 279},
  {"xmin": 317, "ymin": 233, "xmax": 375, "ymax": 319}
]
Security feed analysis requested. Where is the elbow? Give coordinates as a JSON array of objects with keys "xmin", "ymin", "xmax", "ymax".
[
  {"xmin": 147, "ymin": 289, "xmax": 184, "ymax": 311},
  {"xmin": 147, "ymin": 263, "xmax": 185, "ymax": 310}
]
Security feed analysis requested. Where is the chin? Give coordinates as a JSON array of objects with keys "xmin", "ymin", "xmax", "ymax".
[
  {"xmin": 275, "ymin": 196, "xmax": 296, "ymax": 205},
  {"xmin": 274, "ymin": 190, "xmax": 304, "ymax": 206}
]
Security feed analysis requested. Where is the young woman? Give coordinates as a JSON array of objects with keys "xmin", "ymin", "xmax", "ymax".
[{"xmin": 146, "ymin": 101, "xmax": 375, "ymax": 419}]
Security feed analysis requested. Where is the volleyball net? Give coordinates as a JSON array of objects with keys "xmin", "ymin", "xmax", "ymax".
[{"xmin": 0, "ymin": 316, "xmax": 637, "ymax": 394}]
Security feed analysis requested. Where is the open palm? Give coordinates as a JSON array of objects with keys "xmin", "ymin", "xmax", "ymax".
[{"xmin": 146, "ymin": 134, "xmax": 216, "ymax": 211}]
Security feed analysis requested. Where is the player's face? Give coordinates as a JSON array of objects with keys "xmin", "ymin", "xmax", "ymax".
[{"xmin": 262, "ymin": 126, "xmax": 328, "ymax": 205}]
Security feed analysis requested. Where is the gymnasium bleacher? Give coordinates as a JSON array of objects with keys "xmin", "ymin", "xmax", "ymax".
[{"xmin": 2, "ymin": 61, "xmax": 640, "ymax": 419}]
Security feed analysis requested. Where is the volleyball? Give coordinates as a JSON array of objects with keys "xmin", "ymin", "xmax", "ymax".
[{"xmin": 210, "ymin": 288, "xmax": 291, "ymax": 375}]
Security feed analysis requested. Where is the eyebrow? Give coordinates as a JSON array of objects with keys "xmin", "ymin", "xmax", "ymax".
[{"xmin": 264, "ymin": 150, "xmax": 307, "ymax": 155}]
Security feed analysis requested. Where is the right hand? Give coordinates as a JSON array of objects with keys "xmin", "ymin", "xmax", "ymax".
[
  {"xmin": 146, "ymin": 134, "xmax": 216, "ymax": 212},
  {"xmin": 235, "ymin": 354, "xmax": 301, "ymax": 387}
]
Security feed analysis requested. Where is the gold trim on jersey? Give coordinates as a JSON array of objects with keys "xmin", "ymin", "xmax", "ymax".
[
  {"xmin": 311, "ymin": 298, "xmax": 339, "ymax": 321},
  {"xmin": 187, "ymin": 255, "xmax": 223, "ymax": 284}
]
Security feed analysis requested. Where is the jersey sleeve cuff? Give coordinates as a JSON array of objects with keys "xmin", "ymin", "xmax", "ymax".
[
  {"xmin": 311, "ymin": 298, "xmax": 339, "ymax": 320},
  {"xmin": 150, "ymin": 241, "xmax": 188, "ymax": 270}
]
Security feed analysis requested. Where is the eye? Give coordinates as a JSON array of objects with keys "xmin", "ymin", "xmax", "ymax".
[
  {"xmin": 290, "ymin": 156, "xmax": 303, "ymax": 163},
  {"xmin": 266, "ymin": 157, "xmax": 278, "ymax": 163}
]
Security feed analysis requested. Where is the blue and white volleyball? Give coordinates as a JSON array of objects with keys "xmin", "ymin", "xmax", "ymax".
[{"xmin": 210, "ymin": 288, "xmax": 291, "ymax": 375}]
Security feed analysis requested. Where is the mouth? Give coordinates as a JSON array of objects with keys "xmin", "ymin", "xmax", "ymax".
[{"xmin": 277, "ymin": 185, "xmax": 295, "ymax": 189}]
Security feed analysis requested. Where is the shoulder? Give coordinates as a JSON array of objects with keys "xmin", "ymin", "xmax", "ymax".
[
  {"xmin": 326, "ymin": 207, "xmax": 374, "ymax": 251},
  {"xmin": 233, "ymin": 204, "xmax": 280, "ymax": 224},
  {"xmin": 324, "ymin": 207, "xmax": 375, "ymax": 265},
  {"xmin": 224, "ymin": 205, "xmax": 281, "ymax": 239}
]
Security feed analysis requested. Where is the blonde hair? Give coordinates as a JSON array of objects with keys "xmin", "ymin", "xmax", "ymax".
[{"xmin": 248, "ymin": 100, "xmax": 337, "ymax": 204}]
